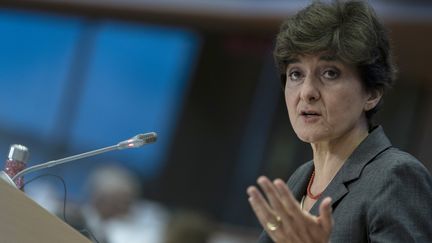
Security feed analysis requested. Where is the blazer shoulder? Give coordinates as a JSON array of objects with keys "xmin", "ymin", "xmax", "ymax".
[
  {"xmin": 363, "ymin": 147, "xmax": 432, "ymax": 193},
  {"xmin": 365, "ymin": 148, "xmax": 432, "ymax": 241},
  {"xmin": 375, "ymin": 147, "xmax": 430, "ymax": 175}
]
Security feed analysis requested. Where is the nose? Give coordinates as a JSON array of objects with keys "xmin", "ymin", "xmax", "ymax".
[{"xmin": 300, "ymin": 75, "xmax": 320, "ymax": 103}]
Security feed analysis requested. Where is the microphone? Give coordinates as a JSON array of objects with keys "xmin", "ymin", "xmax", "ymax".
[
  {"xmin": 117, "ymin": 132, "xmax": 157, "ymax": 149},
  {"xmin": 0, "ymin": 132, "xmax": 157, "ymax": 188}
]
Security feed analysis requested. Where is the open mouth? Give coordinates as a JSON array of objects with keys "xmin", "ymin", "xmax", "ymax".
[{"xmin": 301, "ymin": 111, "xmax": 321, "ymax": 117}]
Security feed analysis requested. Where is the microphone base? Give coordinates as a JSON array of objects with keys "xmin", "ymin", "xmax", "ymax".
[{"xmin": 0, "ymin": 171, "xmax": 18, "ymax": 188}]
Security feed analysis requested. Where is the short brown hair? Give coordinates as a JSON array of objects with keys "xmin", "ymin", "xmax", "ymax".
[{"xmin": 274, "ymin": 0, "xmax": 397, "ymax": 122}]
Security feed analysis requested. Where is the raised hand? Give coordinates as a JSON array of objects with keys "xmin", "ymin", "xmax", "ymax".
[{"xmin": 247, "ymin": 176, "xmax": 333, "ymax": 243}]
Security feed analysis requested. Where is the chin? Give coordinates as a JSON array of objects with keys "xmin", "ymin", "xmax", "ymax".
[
  {"xmin": 294, "ymin": 128, "xmax": 327, "ymax": 143},
  {"xmin": 297, "ymin": 135, "xmax": 320, "ymax": 143}
]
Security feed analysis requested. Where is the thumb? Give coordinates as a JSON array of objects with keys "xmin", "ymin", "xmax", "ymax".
[{"xmin": 319, "ymin": 197, "xmax": 333, "ymax": 234}]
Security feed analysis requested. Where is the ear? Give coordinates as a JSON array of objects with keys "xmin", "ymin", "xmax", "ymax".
[{"xmin": 364, "ymin": 89, "xmax": 383, "ymax": 111}]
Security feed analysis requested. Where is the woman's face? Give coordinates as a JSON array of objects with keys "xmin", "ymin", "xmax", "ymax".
[{"xmin": 284, "ymin": 53, "xmax": 376, "ymax": 144}]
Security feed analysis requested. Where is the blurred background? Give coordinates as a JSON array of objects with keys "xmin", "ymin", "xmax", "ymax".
[{"xmin": 0, "ymin": 0, "xmax": 431, "ymax": 242}]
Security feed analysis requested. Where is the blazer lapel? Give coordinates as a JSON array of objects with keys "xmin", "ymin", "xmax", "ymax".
[
  {"xmin": 309, "ymin": 126, "xmax": 392, "ymax": 216},
  {"xmin": 289, "ymin": 162, "xmax": 314, "ymax": 201}
]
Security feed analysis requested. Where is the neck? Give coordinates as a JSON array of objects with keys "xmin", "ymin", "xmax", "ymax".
[{"xmin": 311, "ymin": 121, "xmax": 369, "ymax": 182}]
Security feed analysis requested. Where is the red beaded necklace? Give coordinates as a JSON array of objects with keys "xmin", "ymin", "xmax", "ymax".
[{"xmin": 307, "ymin": 170, "xmax": 323, "ymax": 200}]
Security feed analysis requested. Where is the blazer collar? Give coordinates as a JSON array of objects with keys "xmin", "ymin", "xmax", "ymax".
[{"xmin": 309, "ymin": 126, "xmax": 392, "ymax": 215}]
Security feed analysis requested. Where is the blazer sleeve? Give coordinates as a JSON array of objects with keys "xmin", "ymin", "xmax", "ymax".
[{"xmin": 367, "ymin": 157, "xmax": 432, "ymax": 242}]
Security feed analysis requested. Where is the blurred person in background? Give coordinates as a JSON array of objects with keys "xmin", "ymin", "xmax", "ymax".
[
  {"xmin": 247, "ymin": 1, "xmax": 432, "ymax": 242},
  {"xmin": 82, "ymin": 164, "xmax": 169, "ymax": 243}
]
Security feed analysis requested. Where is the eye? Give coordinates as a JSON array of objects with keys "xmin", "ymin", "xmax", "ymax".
[
  {"xmin": 322, "ymin": 68, "xmax": 340, "ymax": 80},
  {"xmin": 288, "ymin": 70, "xmax": 304, "ymax": 82}
]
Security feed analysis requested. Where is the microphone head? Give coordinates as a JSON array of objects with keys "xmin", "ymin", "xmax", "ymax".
[
  {"xmin": 134, "ymin": 132, "xmax": 157, "ymax": 144},
  {"xmin": 118, "ymin": 132, "xmax": 157, "ymax": 149}
]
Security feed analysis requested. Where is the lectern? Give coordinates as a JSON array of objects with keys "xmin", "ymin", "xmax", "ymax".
[{"xmin": 0, "ymin": 179, "xmax": 91, "ymax": 243}]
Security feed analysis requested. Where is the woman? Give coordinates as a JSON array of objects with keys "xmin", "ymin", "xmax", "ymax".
[{"xmin": 247, "ymin": 1, "xmax": 432, "ymax": 242}]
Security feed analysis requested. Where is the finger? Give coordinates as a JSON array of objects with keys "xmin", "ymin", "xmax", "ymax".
[
  {"xmin": 247, "ymin": 186, "xmax": 282, "ymax": 241},
  {"xmin": 272, "ymin": 178, "xmax": 313, "ymax": 240},
  {"xmin": 257, "ymin": 176, "xmax": 300, "ymax": 239},
  {"xmin": 318, "ymin": 197, "xmax": 333, "ymax": 234},
  {"xmin": 257, "ymin": 177, "xmax": 291, "ymax": 218},
  {"xmin": 247, "ymin": 186, "xmax": 276, "ymax": 223},
  {"xmin": 273, "ymin": 179, "xmax": 302, "ymax": 215}
]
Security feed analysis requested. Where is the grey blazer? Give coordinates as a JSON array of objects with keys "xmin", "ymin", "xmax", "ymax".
[{"xmin": 258, "ymin": 126, "xmax": 432, "ymax": 243}]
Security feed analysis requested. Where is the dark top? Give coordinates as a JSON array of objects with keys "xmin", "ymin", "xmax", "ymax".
[{"xmin": 258, "ymin": 126, "xmax": 432, "ymax": 243}]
